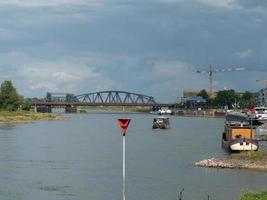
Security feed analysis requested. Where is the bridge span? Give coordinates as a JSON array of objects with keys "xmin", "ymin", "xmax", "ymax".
[{"xmin": 34, "ymin": 91, "xmax": 173, "ymax": 113}]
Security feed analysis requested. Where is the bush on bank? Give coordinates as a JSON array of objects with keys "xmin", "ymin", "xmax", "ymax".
[
  {"xmin": 239, "ymin": 190, "xmax": 267, "ymax": 200},
  {"xmin": 0, "ymin": 80, "xmax": 31, "ymax": 111}
]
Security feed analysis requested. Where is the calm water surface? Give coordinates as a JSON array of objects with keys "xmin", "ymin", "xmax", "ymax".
[{"xmin": 0, "ymin": 113, "xmax": 266, "ymax": 200}]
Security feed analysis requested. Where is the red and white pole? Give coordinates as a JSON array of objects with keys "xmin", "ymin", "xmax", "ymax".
[
  {"xmin": 122, "ymin": 133, "xmax": 126, "ymax": 200},
  {"xmin": 118, "ymin": 119, "xmax": 131, "ymax": 200}
]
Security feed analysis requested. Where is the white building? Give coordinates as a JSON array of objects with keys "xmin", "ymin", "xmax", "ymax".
[{"xmin": 255, "ymin": 88, "xmax": 267, "ymax": 106}]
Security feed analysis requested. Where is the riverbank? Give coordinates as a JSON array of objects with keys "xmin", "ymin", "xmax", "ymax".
[
  {"xmin": 238, "ymin": 189, "xmax": 267, "ymax": 200},
  {"xmin": 194, "ymin": 151, "xmax": 267, "ymax": 171},
  {"xmin": 0, "ymin": 111, "xmax": 63, "ymax": 123},
  {"xmin": 173, "ymin": 109, "xmax": 226, "ymax": 117}
]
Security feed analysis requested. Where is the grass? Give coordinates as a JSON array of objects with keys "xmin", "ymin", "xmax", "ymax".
[
  {"xmin": 242, "ymin": 151, "xmax": 265, "ymax": 160},
  {"xmin": 259, "ymin": 135, "xmax": 267, "ymax": 141},
  {"xmin": 0, "ymin": 110, "xmax": 63, "ymax": 123},
  {"xmin": 239, "ymin": 190, "xmax": 267, "ymax": 200},
  {"xmin": 230, "ymin": 151, "xmax": 265, "ymax": 160}
]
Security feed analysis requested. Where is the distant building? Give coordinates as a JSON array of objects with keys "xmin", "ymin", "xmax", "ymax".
[
  {"xmin": 181, "ymin": 90, "xmax": 207, "ymax": 107},
  {"xmin": 183, "ymin": 90, "xmax": 199, "ymax": 97},
  {"xmin": 255, "ymin": 88, "xmax": 267, "ymax": 106}
]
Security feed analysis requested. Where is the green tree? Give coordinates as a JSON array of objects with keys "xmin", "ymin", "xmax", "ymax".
[
  {"xmin": 0, "ymin": 80, "xmax": 22, "ymax": 111},
  {"xmin": 197, "ymin": 89, "xmax": 209, "ymax": 100},
  {"xmin": 21, "ymin": 99, "xmax": 32, "ymax": 111},
  {"xmin": 240, "ymin": 91, "xmax": 255, "ymax": 109},
  {"xmin": 214, "ymin": 89, "xmax": 239, "ymax": 109}
]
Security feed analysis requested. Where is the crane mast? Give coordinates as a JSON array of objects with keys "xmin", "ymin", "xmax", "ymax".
[
  {"xmin": 196, "ymin": 65, "xmax": 245, "ymax": 96},
  {"xmin": 208, "ymin": 64, "xmax": 212, "ymax": 96}
]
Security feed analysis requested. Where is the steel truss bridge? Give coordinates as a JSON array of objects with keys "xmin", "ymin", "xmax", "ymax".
[
  {"xmin": 75, "ymin": 91, "xmax": 156, "ymax": 104},
  {"xmin": 36, "ymin": 91, "xmax": 170, "ymax": 107}
]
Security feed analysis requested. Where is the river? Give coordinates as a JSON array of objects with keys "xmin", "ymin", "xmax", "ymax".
[{"xmin": 0, "ymin": 112, "xmax": 266, "ymax": 200}]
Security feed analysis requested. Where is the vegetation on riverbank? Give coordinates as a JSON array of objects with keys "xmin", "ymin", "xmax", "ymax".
[
  {"xmin": 0, "ymin": 80, "xmax": 64, "ymax": 123},
  {"xmin": 0, "ymin": 111, "xmax": 63, "ymax": 123},
  {"xmin": 238, "ymin": 189, "xmax": 267, "ymax": 200},
  {"xmin": 230, "ymin": 151, "xmax": 265, "ymax": 160},
  {"xmin": 0, "ymin": 80, "xmax": 32, "ymax": 111}
]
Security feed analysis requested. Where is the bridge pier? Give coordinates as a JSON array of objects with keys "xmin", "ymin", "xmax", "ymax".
[
  {"xmin": 35, "ymin": 105, "xmax": 52, "ymax": 113},
  {"xmin": 65, "ymin": 105, "xmax": 77, "ymax": 113}
]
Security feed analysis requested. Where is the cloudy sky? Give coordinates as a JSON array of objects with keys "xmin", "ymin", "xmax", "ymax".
[{"xmin": 0, "ymin": 0, "xmax": 267, "ymax": 101}]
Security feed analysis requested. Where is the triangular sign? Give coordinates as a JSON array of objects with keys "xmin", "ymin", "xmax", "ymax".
[{"xmin": 118, "ymin": 119, "xmax": 131, "ymax": 136}]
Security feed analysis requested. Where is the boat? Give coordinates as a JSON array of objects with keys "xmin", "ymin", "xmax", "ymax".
[
  {"xmin": 225, "ymin": 111, "xmax": 248, "ymax": 122},
  {"xmin": 152, "ymin": 116, "xmax": 170, "ymax": 129},
  {"xmin": 254, "ymin": 107, "xmax": 267, "ymax": 121},
  {"xmin": 226, "ymin": 111, "xmax": 263, "ymax": 126},
  {"xmin": 150, "ymin": 107, "xmax": 173, "ymax": 115},
  {"xmin": 158, "ymin": 107, "xmax": 173, "ymax": 115},
  {"xmin": 221, "ymin": 120, "xmax": 259, "ymax": 152},
  {"xmin": 150, "ymin": 107, "xmax": 172, "ymax": 115}
]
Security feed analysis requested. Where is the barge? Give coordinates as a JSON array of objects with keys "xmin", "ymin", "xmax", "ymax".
[{"xmin": 222, "ymin": 120, "xmax": 259, "ymax": 152}]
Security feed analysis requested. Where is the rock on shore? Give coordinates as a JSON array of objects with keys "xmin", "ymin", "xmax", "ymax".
[{"xmin": 194, "ymin": 155, "xmax": 267, "ymax": 170}]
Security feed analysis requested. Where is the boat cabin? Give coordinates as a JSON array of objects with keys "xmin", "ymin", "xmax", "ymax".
[
  {"xmin": 223, "ymin": 121, "xmax": 256, "ymax": 140},
  {"xmin": 152, "ymin": 116, "xmax": 170, "ymax": 129}
]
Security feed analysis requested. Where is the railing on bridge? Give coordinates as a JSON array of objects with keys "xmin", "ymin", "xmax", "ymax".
[{"xmin": 46, "ymin": 93, "xmax": 78, "ymax": 102}]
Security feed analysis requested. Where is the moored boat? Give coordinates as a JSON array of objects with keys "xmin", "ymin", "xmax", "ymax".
[
  {"xmin": 152, "ymin": 116, "xmax": 170, "ymax": 129},
  {"xmin": 158, "ymin": 107, "xmax": 173, "ymax": 115},
  {"xmin": 254, "ymin": 107, "xmax": 267, "ymax": 121},
  {"xmin": 226, "ymin": 111, "xmax": 263, "ymax": 126},
  {"xmin": 222, "ymin": 120, "xmax": 259, "ymax": 152},
  {"xmin": 150, "ymin": 107, "xmax": 173, "ymax": 115}
]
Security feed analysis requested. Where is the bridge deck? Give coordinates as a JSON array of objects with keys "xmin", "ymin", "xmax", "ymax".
[{"xmin": 34, "ymin": 102, "xmax": 172, "ymax": 107}]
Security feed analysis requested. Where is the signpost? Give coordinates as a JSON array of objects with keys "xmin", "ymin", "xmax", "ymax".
[{"xmin": 117, "ymin": 119, "xmax": 131, "ymax": 200}]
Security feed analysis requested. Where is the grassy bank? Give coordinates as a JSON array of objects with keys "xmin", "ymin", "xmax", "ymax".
[
  {"xmin": 0, "ymin": 111, "xmax": 63, "ymax": 123},
  {"xmin": 238, "ymin": 190, "xmax": 267, "ymax": 200},
  {"xmin": 230, "ymin": 151, "xmax": 265, "ymax": 160}
]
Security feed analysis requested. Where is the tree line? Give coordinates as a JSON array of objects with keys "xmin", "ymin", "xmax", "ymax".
[
  {"xmin": 0, "ymin": 80, "xmax": 31, "ymax": 111},
  {"xmin": 195, "ymin": 89, "xmax": 255, "ymax": 109}
]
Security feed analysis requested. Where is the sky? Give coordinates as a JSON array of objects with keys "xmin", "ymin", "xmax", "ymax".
[{"xmin": 0, "ymin": 0, "xmax": 267, "ymax": 102}]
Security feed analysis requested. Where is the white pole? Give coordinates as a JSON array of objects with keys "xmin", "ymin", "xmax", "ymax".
[{"xmin": 122, "ymin": 135, "xmax": 126, "ymax": 200}]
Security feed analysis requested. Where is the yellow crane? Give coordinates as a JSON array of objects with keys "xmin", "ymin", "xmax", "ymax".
[
  {"xmin": 256, "ymin": 79, "xmax": 267, "ymax": 88},
  {"xmin": 196, "ymin": 64, "xmax": 245, "ymax": 96}
]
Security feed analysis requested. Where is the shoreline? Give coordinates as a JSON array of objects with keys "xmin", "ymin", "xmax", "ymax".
[{"xmin": 194, "ymin": 153, "xmax": 267, "ymax": 171}]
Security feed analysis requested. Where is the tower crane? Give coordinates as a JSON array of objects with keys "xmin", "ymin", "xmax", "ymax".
[
  {"xmin": 196, "ymin": 64, "xmax": 245, "ymax": 96},
  {"xmin": 256, "ymin": 79, "xmax": 267, "ymax": 89}
]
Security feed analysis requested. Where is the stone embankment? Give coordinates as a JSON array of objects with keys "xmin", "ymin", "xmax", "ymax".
[
  {"xmin": 173, "ymin": 109, "xmax": 225, "ymax": 118},
  {"xmin": 194, "ymin": 154, "xmax": 267, "ymax": 170}
]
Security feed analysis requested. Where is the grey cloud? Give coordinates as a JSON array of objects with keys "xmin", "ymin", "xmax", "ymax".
[
  {"xmin": 236, "ymin": 0, "xmax": 267, "ymax": 9},
  {"xmin": 0, "ymin": 0, "xmax": 103, "ymax": 7},
  {"xmin": 0, "ymin": 0, "xmax": 266, "ymax": 99}
]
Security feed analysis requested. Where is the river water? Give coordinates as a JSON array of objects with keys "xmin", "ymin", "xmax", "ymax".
[{"xmin": 0, "ymin": 112, "xmax": 266, "ymax": 200}]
